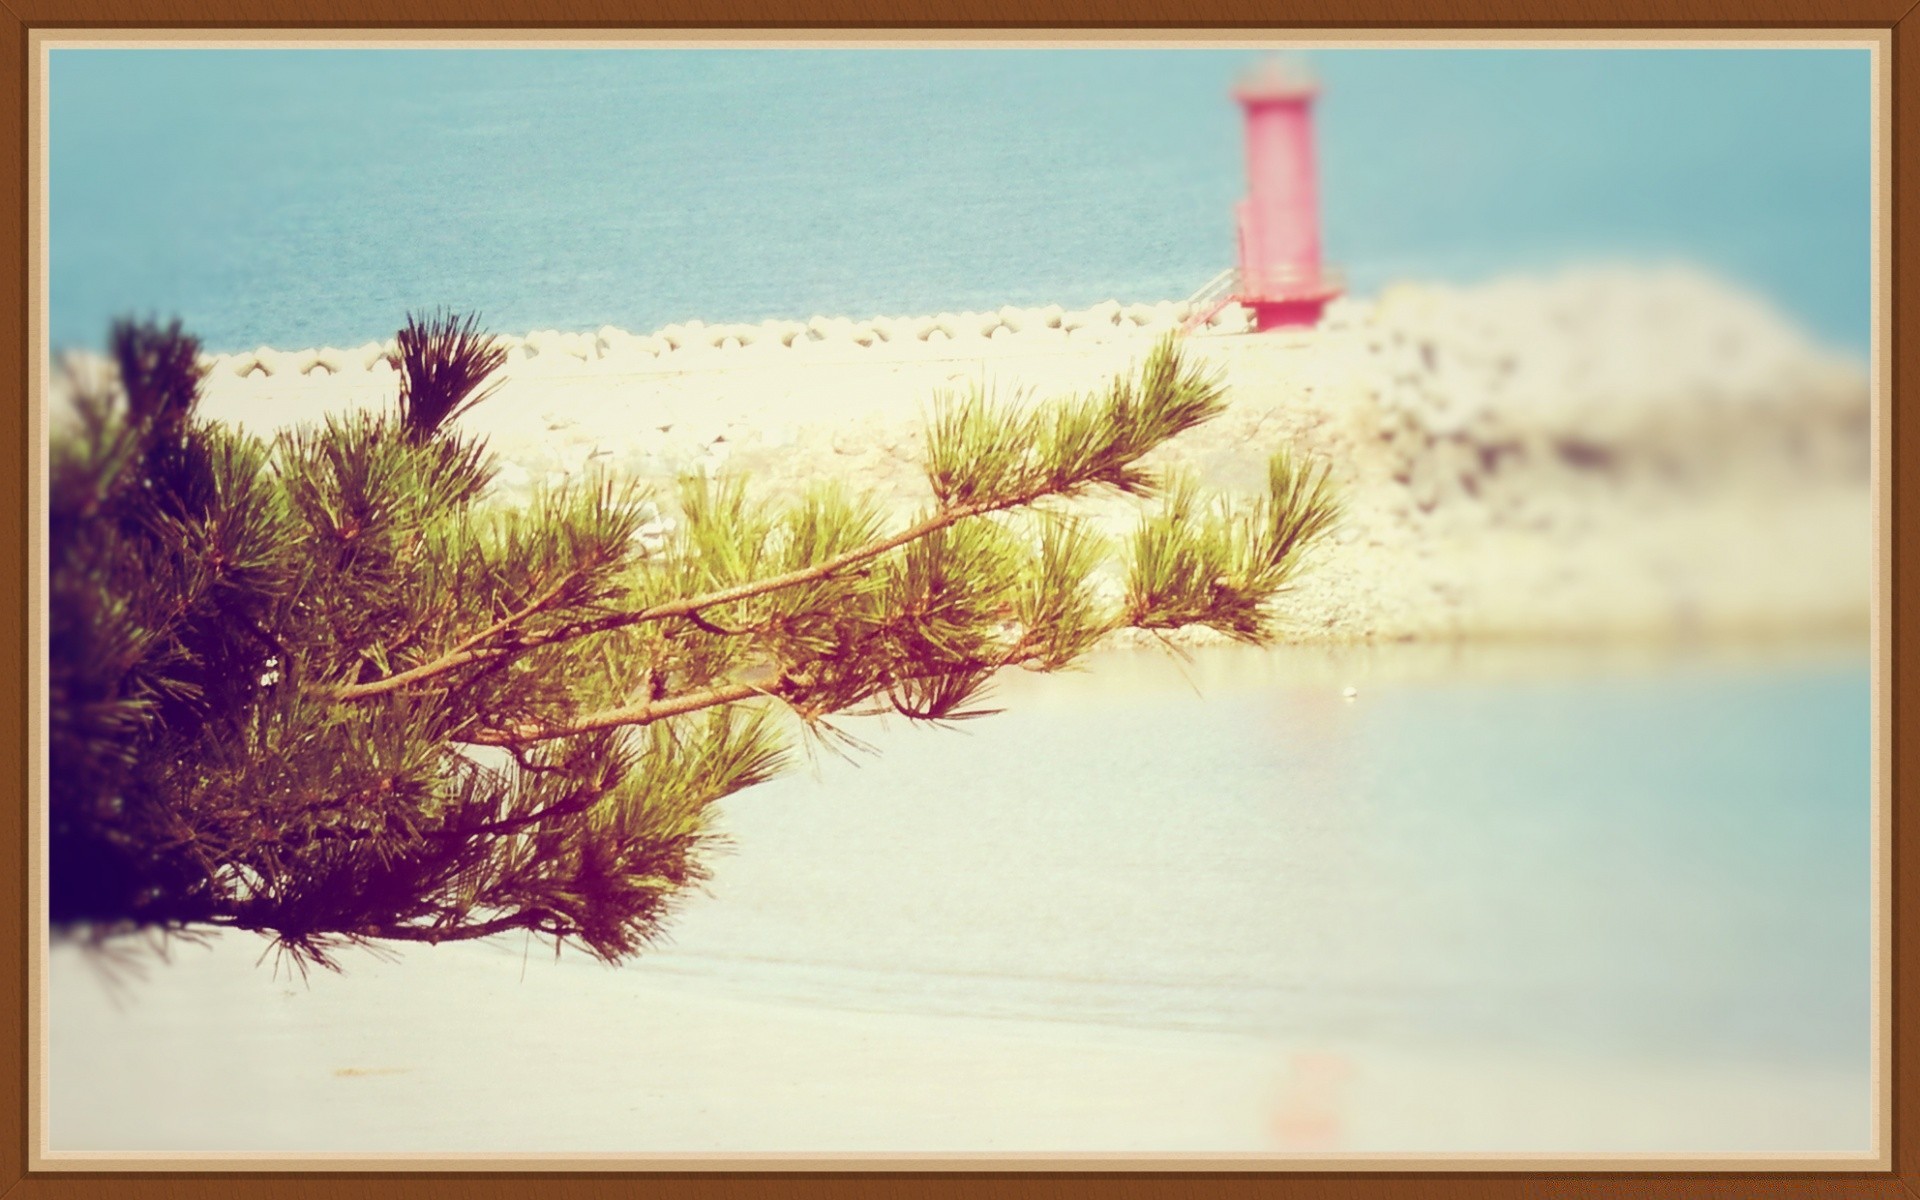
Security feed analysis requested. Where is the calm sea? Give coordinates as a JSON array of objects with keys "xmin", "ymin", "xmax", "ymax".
[
  {"xmin": 48, "ymin": 47, "xmax": 1871, "ymax": 356},
  {"xmin": 644, "ymin": 641, "xmax": 1873, "ymax": 1065},
  {"xmin": 47, "ymin": 642, "xmax": 1874, "ymax": 1152}
]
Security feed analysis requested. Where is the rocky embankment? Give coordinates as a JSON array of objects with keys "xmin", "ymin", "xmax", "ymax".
[{"xmin": 61, "ymin": 265, "xmax": 1873, "ymax": 645}]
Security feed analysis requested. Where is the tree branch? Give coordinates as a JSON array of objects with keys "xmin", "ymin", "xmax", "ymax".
[
  {"xmin": 462, "ymin": 566, "xmax": 1103, "ymax": 750},
  {"xmin": 329, "ymin": 495, "xmax": 1019, "ymax": 705},
  {"xmin": 682, "ymin": 609, "xmax": 748, "ymax": 637},
  {"xmin": 460, "ymin": 676, "xmax": 800, "ymax": 747},
  {"xmin": 515, "ymin": 497, "xmax": 1009, "ymax": 651},
  {"xmin": 348, "ymin": 912, "xmax": 546, "ymax": 945},
  {"xmin": 327, "ymin": 568, "xmax": 584, "ymax": 701},
  {"xmin": 440, "ymin": 784, "xmax": 602, "ymax": 839}
]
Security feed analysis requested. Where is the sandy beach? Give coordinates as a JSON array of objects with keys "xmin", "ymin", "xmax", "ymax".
[
  {"xmin": 45, "ymin": 637, "xmax": 1874, "ymax": 1160},
  {"xmin": 46, "ymin": 930, "xmax": 1870, "ymax": 1160},
  {"xmin": 42, "ymin": 266, "xmax": 1878, "ymax": 1163},
  {"xmin": 52, "ymin": 637, "xmax": 1881, "ymax": 1159},
  {"xmin": 39, "ymin": 38, "xmax": 1881, "ymax": 1166},
  {"xmin": 125, "ymin": 263, "xmax": 1871, "ymax": 648}
]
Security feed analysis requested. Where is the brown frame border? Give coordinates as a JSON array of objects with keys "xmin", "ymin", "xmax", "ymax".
[{"xmin": 3, "ymin": 9, "xmax": 1908, "ymax": 1197}]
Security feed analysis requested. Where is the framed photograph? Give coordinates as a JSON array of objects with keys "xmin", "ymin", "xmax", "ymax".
[{"xmin": 12, "ymin": 12, "xmax": 1902, "ymax": 1194}]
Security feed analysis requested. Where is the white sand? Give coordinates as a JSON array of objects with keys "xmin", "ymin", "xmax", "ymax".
[
  {"xmin": 45, "ymin": 935, "xmax": 1872, "ymax": 1160},
  {"xmin": 42, "ymin": 638, "xmax": 1879, "ymax": 1161},
  {"xmin": 41, "ymin": 269, "xmax": 1879, "ymax": 1162},
  {"xmin": 93, "ymin": 263, "xmax": 1862, "ymax": 648}
]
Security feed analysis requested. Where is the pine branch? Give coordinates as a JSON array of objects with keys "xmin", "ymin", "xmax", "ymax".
[
  {"xmin": 320, "ymin": 514, "xmax": 927, "ymax": 705},
  {"xmin": 338, "ymin": 496, "xmax": 1016, "ymax": 702},
  {"xmin": 460, "ymin": 533, "xmax": 1308, "ymax": 748},
  {"xmin": 325, "ymin": 338, "xmax": 1226, "ymax": 704},
  {"xmin": 461, "ymin": 675, "xmax": 802, "ymax": 747},
  {"xmin": 526, "ymin": 498, "xmax": 1009, "ymax": 645},
  {"xmin": 54, "ymin": 317, "xmax": 1347, "ymax": 967},
  {"xmin": 394, "ymin": 310, "xmax": 510, "ymax": 445},
  {"xmin": 333, "ymin": 912, "xmax": 540, "ymax": 946},
  {"xmin": 326, "ymin": 567, "xmax": 587, "ymax": 701},
  {"xmin": 439, "ymin": 783, "xmax": 602, "ymax": 839}
]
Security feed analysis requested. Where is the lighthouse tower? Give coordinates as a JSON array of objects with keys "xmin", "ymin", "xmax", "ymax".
[{"xmin": 1231, "ymin": 57, "xmax": 1341, "ymax": 331}]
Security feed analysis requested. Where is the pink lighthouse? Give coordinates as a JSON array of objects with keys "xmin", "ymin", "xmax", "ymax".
[{"xmin": 1230, "ymin": 57, "xmax": 1340, "ymax": 330}]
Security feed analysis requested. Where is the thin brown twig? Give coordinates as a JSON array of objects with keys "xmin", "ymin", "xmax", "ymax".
[
  {"xmin": 337, "ymin": 912, "xmax": 538, "ymax": 946},
  {"xmin": 459, "ymin": 677, "xmax": 793, "ymax": 747},
  {"xmin": 516, "ymin": 497, "xmax": 1009, "ymax": 649},
  {"xmin": 465, "ymin": 610, "xmax": 1058, "ymax": 749},
  {"xmin": 327, "ymin": 568, "xmax": 582, "ymax": 701},
  {"xmin": 440, "ymin": 784, "xmax": 603, "ymax": 839},
  {"xmin": 331, "ymin": 495, "xmax": 1021, "ymax": 704},
  {"xmin": 681, "ymin": 609, "xmax": 747, "ymax": 637}
]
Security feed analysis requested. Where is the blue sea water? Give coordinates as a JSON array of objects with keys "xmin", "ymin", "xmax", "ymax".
[
  {"xmin": 644, "ymin": 643, "xmax": 1872, "ymax": 1069},
  {"xmin": 49, "ymin": 47, "xmax": 1871, "ymax": 356},
  {"xmin": 43, "ymin": 46, "xmax": 1877, "ymax": 1156},
  {"xmin": 46, "ymin": 643, "xmax": 1875, "ymax": 1152}
]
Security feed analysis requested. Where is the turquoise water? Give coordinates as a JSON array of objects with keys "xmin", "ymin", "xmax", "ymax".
[
  {"xmin": 49, "ymin": 47, "xmax": 1870, "ymax": 355},
  {"xmin": 46, "ymin": 642, "xmax": 1874, "ymax": 1153},
  {"xmin": 643, "ymin": 642, "xmax": 1873, "ymax": 1068}
]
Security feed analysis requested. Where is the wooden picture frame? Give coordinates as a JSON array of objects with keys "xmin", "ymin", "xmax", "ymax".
[{"xmin": 4, "ymin": 12, "xmax": 1905, "ymax": 1197}]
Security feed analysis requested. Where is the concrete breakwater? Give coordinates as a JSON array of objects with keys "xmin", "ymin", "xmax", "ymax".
[
  {"xmin": 197, "ymin": 298, "xmax": 1245, "ymax": 384},
  {"xmin": 63, "ymin": 266, "xmax": 1872, "ymax": 645}
]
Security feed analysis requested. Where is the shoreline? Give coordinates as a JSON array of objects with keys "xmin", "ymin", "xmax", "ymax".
[
  {"xmin": 45, "ymin": 934, "xmax": 1871, "ymax": 1157},
  {"xmin": 58, "ymin": 264, "xmax": 1874, "ymax": 648},
  {"xmin": 43, "ymin": 635, "xmax": 1872, "ymax": 1158}
]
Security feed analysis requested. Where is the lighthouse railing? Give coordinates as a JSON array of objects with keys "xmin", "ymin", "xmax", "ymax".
[{"xmin": 1178, "ymin": 267, "xmax": 1243, "ymax": 334}]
